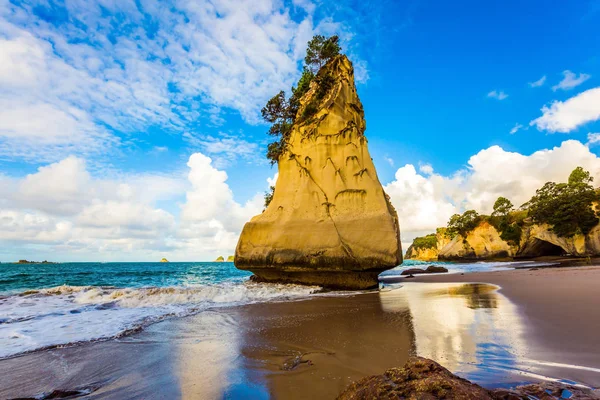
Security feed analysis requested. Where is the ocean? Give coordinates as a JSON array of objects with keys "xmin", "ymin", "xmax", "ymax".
[{"xmin": 0, "ymin": 260, "xmax": 536, "ymax": 360}]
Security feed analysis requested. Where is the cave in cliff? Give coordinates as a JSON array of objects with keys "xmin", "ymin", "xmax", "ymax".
[{"xmin": 518, "ymin": 238, "xmax": 567, "ymax": 258}]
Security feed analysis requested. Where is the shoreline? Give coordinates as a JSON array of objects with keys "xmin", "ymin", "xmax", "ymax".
[{"xmin": 1, "ymin": 266, "xmax": 599, "ymax": 398}]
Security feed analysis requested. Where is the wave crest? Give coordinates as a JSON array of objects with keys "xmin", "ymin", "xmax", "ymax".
[{"xmin": 0, "ymin": 281, "xmax": 324, "ymax": 359}]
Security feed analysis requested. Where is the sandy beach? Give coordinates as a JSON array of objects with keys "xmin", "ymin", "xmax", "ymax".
[{"xmin": 1, "ymin": 265, "xmax": 599, "ymax": 399}]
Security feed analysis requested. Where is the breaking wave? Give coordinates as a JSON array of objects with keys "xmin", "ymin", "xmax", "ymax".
[{"xmin": 0, "ymin": 281, "xmax": 324, "ymax": 359}]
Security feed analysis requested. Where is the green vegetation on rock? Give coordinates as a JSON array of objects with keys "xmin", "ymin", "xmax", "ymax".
[
  {"xmin": 264, "ymin": 185, "xmax": 275, "ymax": 209},
  {"xmin": 262, "ymin": 35, "xmax": 341, "ymax": 165},
  {"xmin": 525, "ymin": 166, "xmax": 599, "ymax": 237},
  {"xmin": 488, "ymin": 197, "xmax": 523, "ymax": 245},
  {"xmin": 304, "ymin": 35, "xmax": 341, "ymax": 73},
  {"xmin": 411, "ymin": 233, "xmax": 437, "ymax": 250},
  {"xmin": 447, "ymin": 210, "xmax": 481, "ymax": 239}
]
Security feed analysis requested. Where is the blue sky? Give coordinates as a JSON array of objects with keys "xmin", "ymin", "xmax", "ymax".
[{"xmin": 1, "ymin": 0, "xmax": 600, "ymax": 261}]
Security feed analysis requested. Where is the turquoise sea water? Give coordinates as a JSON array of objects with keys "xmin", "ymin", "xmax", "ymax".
[
  {"xmin": 0, "ymin": 262, "xmax": 251, "ymax": 295},
  {"xmin": 0, "ymin": 259, "xmax": 523, "ymax": 294},
  {"xmin": 0, "ymin": 260, "xmax": 530, "ymax": 359}
]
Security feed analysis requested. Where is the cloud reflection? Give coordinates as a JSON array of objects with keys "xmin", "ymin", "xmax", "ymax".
[{"xmin": 379, "ymin": 282, "xmax": 526, "ymax": 386}]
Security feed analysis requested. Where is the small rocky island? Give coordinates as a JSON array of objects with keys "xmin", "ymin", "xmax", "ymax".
[
  {"xmin": 13, "ymin": 260, "xmax": 56, "ymax": 264},
  {"xmin": 235, "ymin": 38, "xmax": 401, "ymax": 289}
]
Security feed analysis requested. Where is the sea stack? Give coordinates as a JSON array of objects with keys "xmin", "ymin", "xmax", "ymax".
[{"xmin": 235, "ymin": 55, "xmax": 402, "ymax": 289}]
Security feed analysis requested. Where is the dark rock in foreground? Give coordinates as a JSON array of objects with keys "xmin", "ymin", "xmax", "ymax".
[
  {"xmin": 338, "ymin": 357, "xmax": 492, "ymax": 399},
  {"xmin": 338, "ymin": 357, "xmax": 600, "ymax": 400},
  {"xmin": 401, "ymin": 265, "xmax": 449, "ymax": 275}
]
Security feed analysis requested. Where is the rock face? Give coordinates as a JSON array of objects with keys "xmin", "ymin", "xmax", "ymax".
[
  {"xmin": 338, "ymin": 357, "xmax": 600, "ymax": 400},
  {"xmin": 439, "ymin": 221, "xmax": 516, "ymax": 260},
  {"xmin": 404, "ymin": 229, "xmax": 451, "ymax": 261},
  {"xmin": 235, "ymin": 55, "xmax": 402, "ymax": 289},
  {"xmin": 404, "ymin": 246, "xmax": 438, "ymax": 261},
  {"xmin": 406, "ymin": 219, "xmax": 600, "ymax": 261},
  {"xmin": 518, "ymin": 223, "xmax": 585, "ymax": 257}
]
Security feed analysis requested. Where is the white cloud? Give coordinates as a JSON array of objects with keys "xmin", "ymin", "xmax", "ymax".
[
  {"xmin": 0, "ymin": 210, "xmax": 72, "ymax": 244},
  {"xmin": 151, "ymin": 146, "xmax": 169, "ymax": 153},
  {"xmin": 510, "ymin": 123, "xmax": 524, "ymax": 134},
  {"xmin": 419, "ymin": 163, "xmax": 433, "ymax": 175},
  {"xmin": 384, "ymin": 156, "xmax": 394, "ymax": 167},
  {"xmin": 385, "ymin": 140, "xmax": 600, "ymax": 242},
  {"xmin": 384, "ymin": 164, "xmax": 458, "ymax": 237},
  {"xmin": 176, "ymin": 153, "xmax": 263, "ymax": 257},
  {"xmin": 552, "ymin": 70, "xmax": 591, "ymax": 91},
  {"xmin": 587, "ymin": 132, "xmax": 600, "ymax": 146},
  {"xmin": 528, "ymin": 75, "xmax": 546, "ymax": 88},
  {"xmin": 0, "ymin": 152, "xmax": 265, "ymax": 260},
  {"xmin": 16, "ymin": 156, "xmax": 92, "ymax": 216},
  {"xmin": 183, "ymin": 132, "xmax": 260, "ymax": 168},
  {"xmin": 267, "ymin": 172, "xmax": 279, "ymax": 187},
  {"xmin": 530, "ymin": 87, "xmax": 600, "ymax": 133},
  {"xmin": 487, "ymin": 90, "xmax": 508, "ymax": 100},
  {"xmin": 0, "ymin": 0, "xmax": 365, "ymax": 162}
]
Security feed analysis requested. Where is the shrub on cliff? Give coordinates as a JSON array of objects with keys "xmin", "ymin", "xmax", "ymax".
[
  {"xmin": 412, "ymin": 234, "xmax": 437, "ymax": 250},
  {"xmin": 264, "ymin": 185, "xmax": 275, "ymax": 209},
  {"xmin": 447, "ymin": 210, "xmax": 481, "ymax": 239},
  {"xmin": 262, "ymin": 35, "xmax": 341, "ymax": 164},
  {"xmin": 525, "ymin": 167, "xmax": 599, "ymax": 237}
]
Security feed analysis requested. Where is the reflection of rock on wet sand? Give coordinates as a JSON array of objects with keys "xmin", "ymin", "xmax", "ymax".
[
  {"xmin": 379, "ymin": 282, "xmax": 526, "ymax": 386},
  {"xmin": 233, "ymin": 294, "xmax": 416, "ymax": 399}
]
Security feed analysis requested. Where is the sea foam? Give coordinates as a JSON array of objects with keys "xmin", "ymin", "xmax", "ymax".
[{"xmin": 0, "ymin": 281, "xmax": 322, "ymax": 359}]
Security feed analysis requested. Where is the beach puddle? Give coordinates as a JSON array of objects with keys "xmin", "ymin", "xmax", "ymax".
[{"xmin": 380, "ymin": 282, "xmax": 526, "ymax": 386}]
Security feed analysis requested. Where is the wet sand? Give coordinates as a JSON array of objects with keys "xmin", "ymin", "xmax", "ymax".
[
  {"xmin": 408, "ymin": 265, "xmax": 600, "ymax": 375},
  {"xmin": 1, "ymin": 266, "xmax": 599, "ymax": 399}
]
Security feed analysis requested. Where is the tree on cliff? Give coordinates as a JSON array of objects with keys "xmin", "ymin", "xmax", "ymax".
[
  {"xmin": 490, "ymin": 197, "xmax": 522, "ymax": 245},
  {"xmin": 491, "ymin": 197, "xmax": 514, "ymax": 217},
  {"xmin": 447, "ymin": 210, "xmax": 480, "ymax": 239},
  {"xmin": 526, "ymin": 166, "xmax": 599, "ymax": 237},
  {"xmin": 568, "ymin": 166, "xmax": 592, "ymax": 185},
  {"xmin": 262, "ymin": 35, "xmax": 342, "ymax": 165}
]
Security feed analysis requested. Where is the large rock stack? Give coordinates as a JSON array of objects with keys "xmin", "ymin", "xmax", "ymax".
[{"xmin": 234, "ymin": 55, "xmax": 402, "ymax": 289}]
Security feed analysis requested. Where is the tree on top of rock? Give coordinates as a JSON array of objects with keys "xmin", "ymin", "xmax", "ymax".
[
  {"xmin": 568, "ymin": 166, "xmax": 593, "ymax": 185},
  {"xmin": 491, "ymin": 197, "xmax": 514, "ymax": 218},
  {"xmin": 447, "ymin": 210, "xmax": 480, "ymax": 238},
  {"xmin": 262, "ymin": 34, "xmax": 342, "ymax": 165},
  {"xmin": 304, "ymin": 35, "xmax": 341, "ymax": 73},
  {"xmin": 526, "ymin": 166, "xmax": 599, "ymax": 237}
]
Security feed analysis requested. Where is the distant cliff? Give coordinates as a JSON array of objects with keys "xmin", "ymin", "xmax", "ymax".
[
  {"xmin": 406, "ymin": 219, "xmax": 600, "ymax": 261},
  {"xmin": 404, "ymin": 229, "xmax": 451, "ymax": 261}
]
